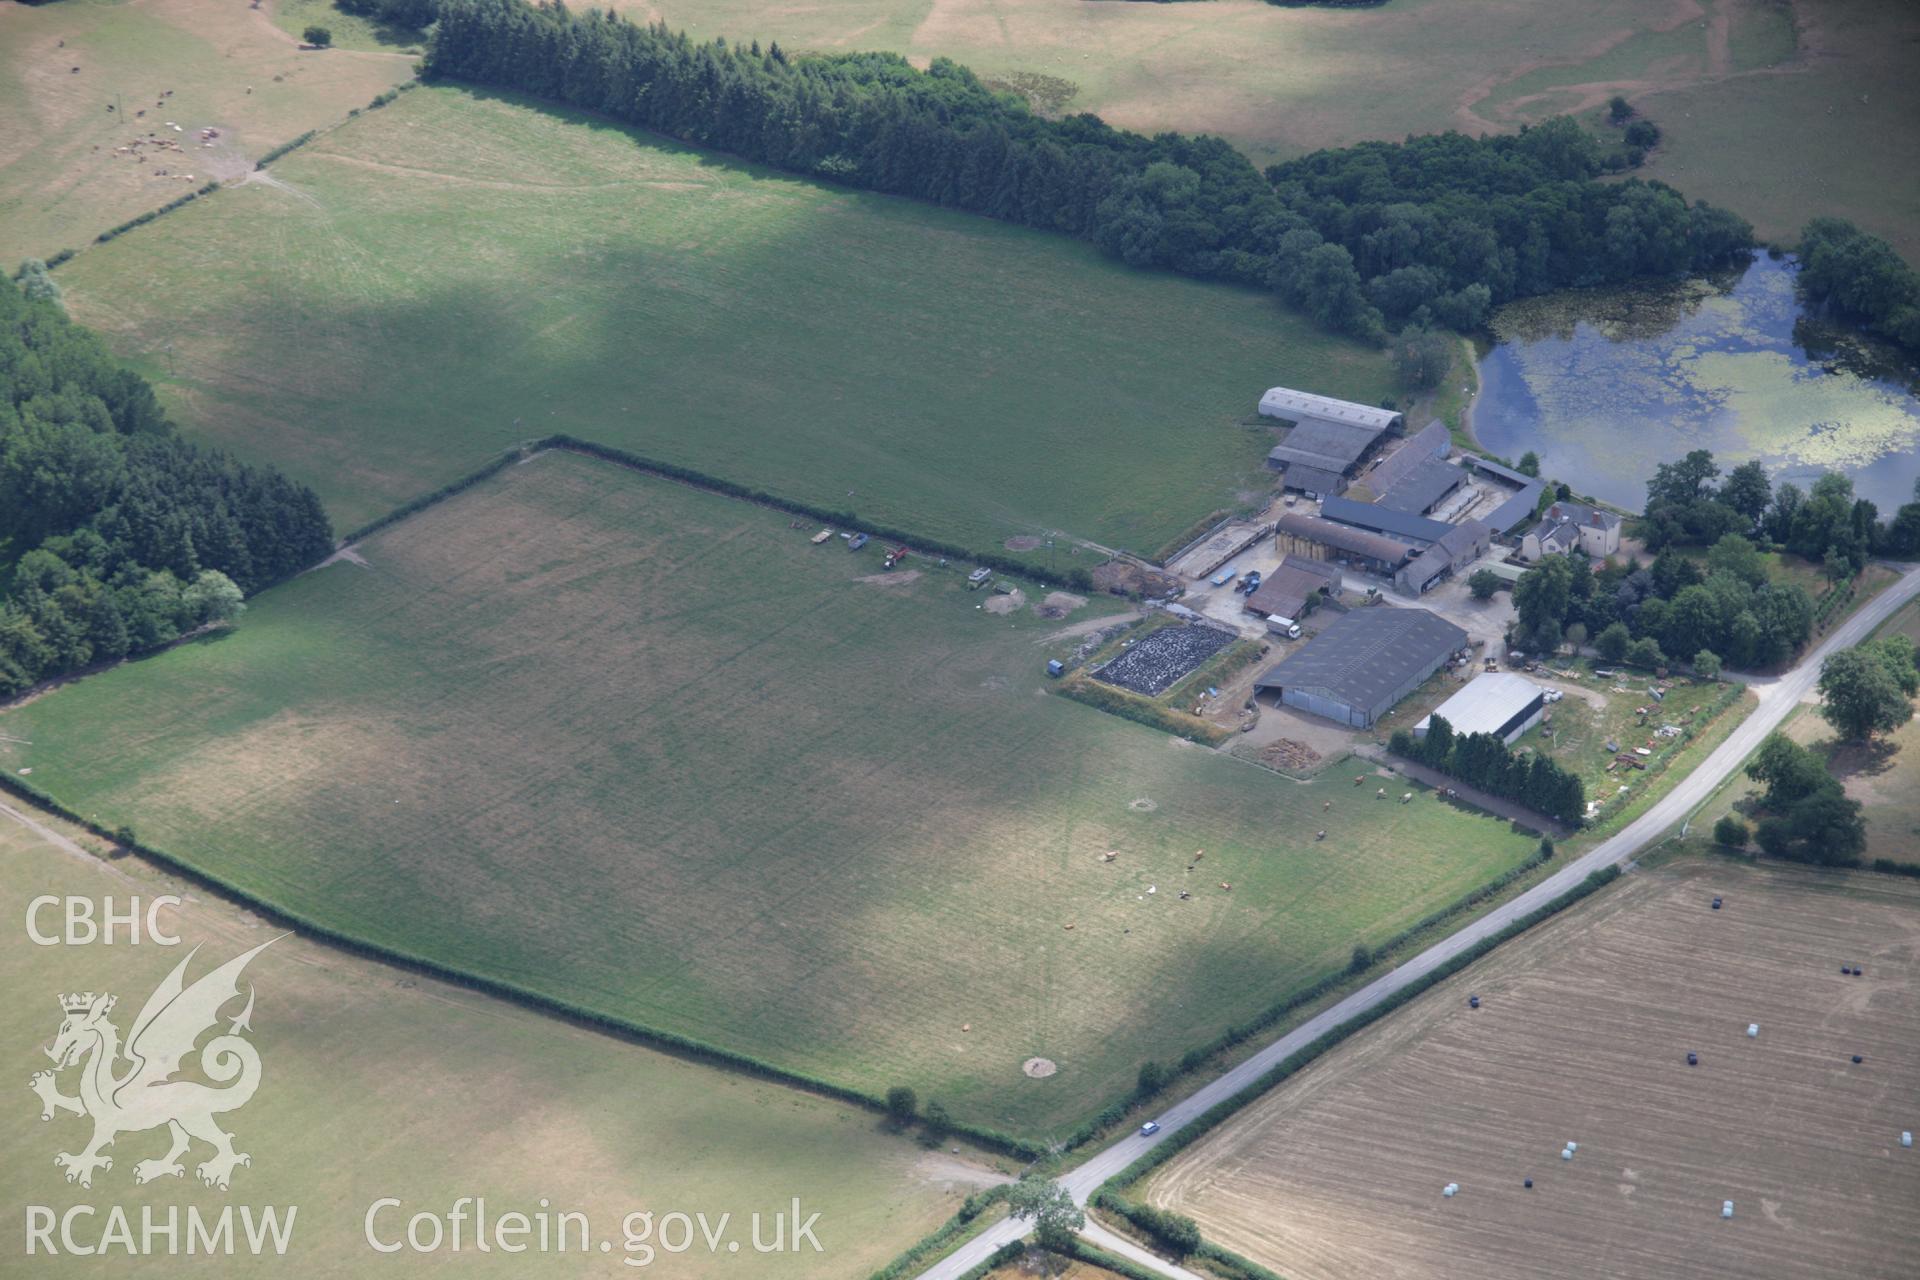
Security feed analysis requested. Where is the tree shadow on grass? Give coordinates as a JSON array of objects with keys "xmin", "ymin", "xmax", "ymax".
[{"xmin": 1821, "ymin": 734, "xmax": 1901, "ymax": 783}]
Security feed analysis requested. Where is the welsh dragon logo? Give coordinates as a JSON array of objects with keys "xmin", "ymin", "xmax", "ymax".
[{"xmin": 29, "ymin": 939, "xmax": 277, "ymax": 1190}]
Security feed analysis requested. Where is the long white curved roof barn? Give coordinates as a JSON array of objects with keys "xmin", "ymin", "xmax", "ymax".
[{"xmin": 1259, "ymin": 387, "xmax": 1404, "ymax": 432}]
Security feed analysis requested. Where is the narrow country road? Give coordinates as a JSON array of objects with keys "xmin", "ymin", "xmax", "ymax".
[{"xmin": 918, "ymin": 564, "xmax": 1920, "ymax": 1280}]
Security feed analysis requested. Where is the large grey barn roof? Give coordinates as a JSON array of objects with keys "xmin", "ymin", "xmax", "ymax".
[
  {"xmin": 1416, "ymin": 672, "xmax": 1545, "ymax": 739},
  {"xmin": 1363, "ymin": 421, "xmax": 1450, "ymax": 496},
  {"xmin": 1376, "ymin": 458, "xmax": 1467, "ymax": 515},
  {"xmin": 1259, "ymin": 388, "xmax": 1404, "ymax": 434},
  {"xmin": 1319, "ymin": 495, "xmax": 1454, "ymax": 546},
  {"xmin": 1254, "ymin": 609, "xmax": 1467, "ymax": 715},
  {"xmin": 1274, "ymin": 513, "xmax": 1413, "ymax": 565},
  {"xmin": 1268, "ymin": 418, "xmax": 1385, "ymax": 474}
]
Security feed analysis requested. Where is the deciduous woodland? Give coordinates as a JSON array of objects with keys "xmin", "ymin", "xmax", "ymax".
[
  {"xmin": 0, "ymin": 277, "xmax": 332, "ymax": 697},
  {"xmin": 423, "ymin": 0, "xmax": 1755, "ymax": 341}
]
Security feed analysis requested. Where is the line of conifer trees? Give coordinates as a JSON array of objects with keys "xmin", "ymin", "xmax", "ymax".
[
  {"xmin": 1389, "ymin": 714, "xmax": 1586, "ymax": 824},
  {"xmin": 422, "ymin": 0, "xmax": 1755, "ymax": 341},
  {"xmin": 0, "ymin": 274, "xmax": 334, "ymax": 698}
]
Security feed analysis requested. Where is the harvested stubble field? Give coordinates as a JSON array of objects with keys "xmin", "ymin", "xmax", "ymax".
[
  {"xmin": 1146, "ymin": 859, "xmax": 1920, "ymax": 1280},
  {"xmin": 0, "ymin": 0, "xmax": 412, "ymax": 263},
  {"xmin": 635, "ymin": 0, "xmax": 1915, "ymax": 255},
  {"xmin": 0, "ymin": 452, "xmax": 1537, "ymax": 1138},
  {"xmin": 54, "ymin": 82, "xmax": 1388, "ymax": 555},
  {"xmin": 0, "ymin": 801, "xmax": 966, "ymax": 1279}
]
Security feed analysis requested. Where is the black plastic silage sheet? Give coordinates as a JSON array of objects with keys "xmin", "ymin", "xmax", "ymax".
[{"xmin": 1092, "ymin": 624, "xmax": 1235, "ymax": 697}]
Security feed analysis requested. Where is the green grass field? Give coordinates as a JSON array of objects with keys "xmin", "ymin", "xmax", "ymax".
[
  {"xmin": 0, "ymin": 452, "xmax": 1536, "ymax": 1138},
  {"xmin": 0, "ymin": 801, "xmax": 969, "ymax": 1277},
  {"xmin": 56, "ymin": 83, "xmax": 1388, "ymax": 556},
  {"xmin": 0, "ymin": 0, "xmax": 413, "ymax": 263}
]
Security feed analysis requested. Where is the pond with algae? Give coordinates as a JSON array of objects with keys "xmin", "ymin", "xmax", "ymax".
[{"xmin": 1473, "ymin": 254, "xmax": 1920, "ymax": 512}]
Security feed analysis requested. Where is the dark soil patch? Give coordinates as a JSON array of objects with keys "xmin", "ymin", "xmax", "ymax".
[{"xmin": 1093, "ymin": 559, "xmax": 1183, "ymax": 598}]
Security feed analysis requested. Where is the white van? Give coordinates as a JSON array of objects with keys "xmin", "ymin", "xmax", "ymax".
[{"xmin": 1266, "ymin": 615, "xmax": 1302, "ymax": 639}]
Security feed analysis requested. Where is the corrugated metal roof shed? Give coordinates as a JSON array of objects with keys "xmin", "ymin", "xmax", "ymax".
[
  {"xmin": 1483, "ymin": 478, "xmax": 1548, "ymax": 533},
  {"xmin": 1282, "ymin": 555, "xmax": 1343, "ymax": 585},
  {"xmin": 1462, "ymin": 455, "xmax": 1533, "ymax": 486},
  {"xmin": 1275, "ymin": 462, "xmax": 1349, "ymax": 496},
  {"xmin": 1254, "ymin": 608, "xmax": 1468, "ymax": 720},
  {"xmin": 1245, "ymin": 564, "xmax": 1332, "ymax": 617},
  {"xmin": 1363, "ymin": 421, "xmax": 1451, "ymax": 495},
  {"xmin": 1259, "ymin": 388, "xmax": 1405, "ymax": 433},
  {"xmin": 1319, "ymin": 495, "xmax": 1454, "ymax": 546},
  {"xmin": 1377, "ymin": 458, "xmax": 1468, "ymax": 514},
  {"xmin": 1415, "ymin": 672, "xmax": 1546, "ymax": 739},
  {"xmin": 1268, "ymin": 418, "xmax": 1386, "ymax": 473}
]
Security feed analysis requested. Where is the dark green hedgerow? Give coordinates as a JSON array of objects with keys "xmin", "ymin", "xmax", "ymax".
[
  {"xmin": 94, "ymin": 182, "xmax": 220, "ymax": 243},
  {"xmin": 338, "ymin": 450, "xmax": 524, "ymax": 543},
  {"xmin": 342, "ymin": 438, "xmax": 1092, "ymax": 594},
  {"xmin": 1056, "ymin": 674, "xmax": 1233, "ymax": 747},
  {"xmin": 255, "ymin": 131, "xmax": 318, "ymax": 169},
  {"xmin": 1061, "ymin": 1239, "xmax": 1168, "ymax": 1280},
  {"xmin": 546, "ymin": 436, "xmax": 1094, "ymax": 589},
  {"xmin": 956, "ymin": 1242, "xmax": 1026, "ymax": 1280}
]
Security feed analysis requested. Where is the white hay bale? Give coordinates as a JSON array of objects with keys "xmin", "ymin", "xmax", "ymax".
[
  {"xmin": 1902, "ymin": 1131, "xmax": 1912, "ymax": 1148},
  {"xmin": 1722, "ymin": 1201, "xmax": 1734, "ymax": 1219},
  {"xmin": 1747, "ymin": 1023, "xmax": 1759, "ymax": 1037},
  {"xmin": 1442, "ymin": 1183, "xmax": 1459, "ymax": 1197}
]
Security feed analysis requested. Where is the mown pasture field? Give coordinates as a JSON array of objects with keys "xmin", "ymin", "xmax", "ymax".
[
  {"xmin": 1146, "ymin": 859, "xmax": 1920, "ymax": 1280},
  {"xmin": 633, "ymin": 0, "xmax": 1915, "ymax": 256},
  {"xmin": 0, "ymin": 0, "xmax": 413, "ymax": 263},
  {"xmin": 0, "ymin": 451, "xmax": 1538, "ymax": 1138},
  {"xmin": 55, "ymin": 83, "xmax": 1389, "ymax": 555},
  {"xmin": 0, "ymin": 800, "xmax": 970, "ymax": 1278}
]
